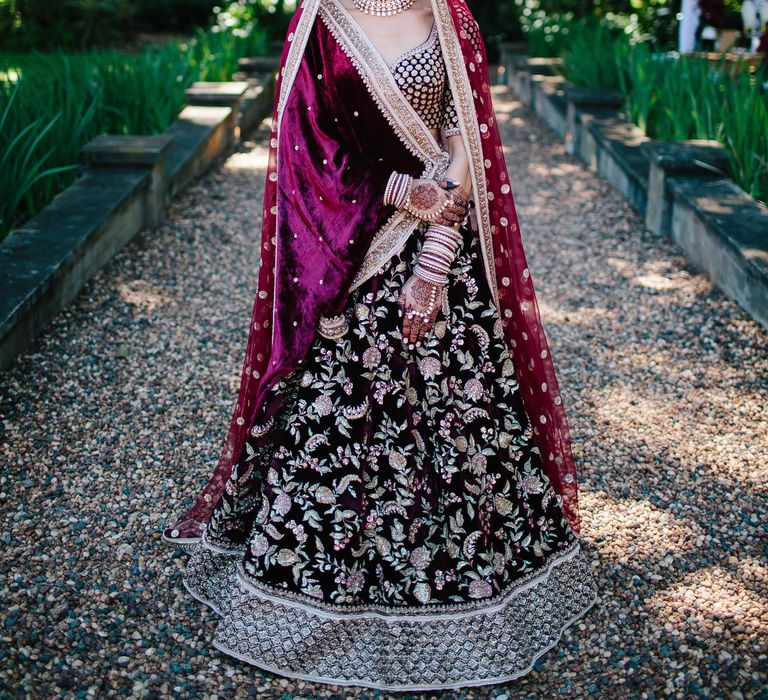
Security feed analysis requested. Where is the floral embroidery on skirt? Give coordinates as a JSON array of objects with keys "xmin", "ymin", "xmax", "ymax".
[{"xmin": 181, "ymin": 221, "xmax": 598, "ymax": 690}]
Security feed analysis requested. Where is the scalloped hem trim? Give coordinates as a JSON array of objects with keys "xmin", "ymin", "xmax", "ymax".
[
  {"xmin": 194, "ymin": 588, "xmax": 598, "ymax": 692},
  {"xmin": 161, "ymin": 531, "xmax": 200, "ymax": 551},
  {"xmin": 180, "ymin": 538, "xmax": 598, "ymax": 690}
]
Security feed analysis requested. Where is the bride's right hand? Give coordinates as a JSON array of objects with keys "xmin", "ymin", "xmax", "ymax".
[
  {"xmin": 404, "ymin": 178, "xmax": 469, "ymax": 226},
  {"xmin": 397, "ymin": 273, "xmax": 444, "ymax": 348}
]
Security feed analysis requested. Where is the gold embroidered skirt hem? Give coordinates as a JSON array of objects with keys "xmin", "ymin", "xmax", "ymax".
[{"xmin": 182, "ymin": 535, "xmax": 597, "ymax": 691}]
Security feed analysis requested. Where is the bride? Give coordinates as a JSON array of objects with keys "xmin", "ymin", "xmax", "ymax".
[{"xmin": 162, "ymin": 0, "xmax": 598, "ymax": 690}]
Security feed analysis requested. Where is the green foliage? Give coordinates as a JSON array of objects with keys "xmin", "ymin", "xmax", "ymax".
[
  {"xmin": 213, "ymin": 1, "xmax": 298, "ymax": 43},
  {"xmin": 0, "ymin": 86, "xmax": 82, "ymax": 239},
  {"xmin": 519, "ymin": 11, "xmax": 572, "ymax": 57},
  {"xmin": 0, "ymin": 0, "xmax": 225, "ymax": 49},
  {"xmin": 619, "ymin": 50, "xmax": 768, "ymax": 203},
  {"xmin": 616, "ymin": 40, "xmax": 657, "ymax": 131},
  {"xmin": 0, "ymin": 23, "xmax": 268, "ymax": 239},
  {"xmin": 519, "ymin": 0, "xmax": 679, "ymax": 54},
  {"xmin": 719, "ymin": 70, "xmax": 768, "ymax": 204},
  {"xmin": 1, "ymin": 0, "xmax": 137, "ymax": 49},
  {"xmin": 525, "ymin": 6, "xmax": 768, "ymax": 205},
  {"xmin": 557, "ymin": 16, "xmax": 628, "ymax": 88}
]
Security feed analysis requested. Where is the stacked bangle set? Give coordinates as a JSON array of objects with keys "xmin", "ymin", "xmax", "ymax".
[
  {"xmin": 384, "ymin": 171, "xmax": 464, "ymax": 285},
  {"xmin": 413, "ymin": 223, "xmax": 462, "ymax": 285},
  {"xmin": 384, "ymin": 171, "xmax": 413, "ymax": 209}
]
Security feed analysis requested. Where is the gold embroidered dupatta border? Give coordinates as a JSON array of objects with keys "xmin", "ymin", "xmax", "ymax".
[
  {"xmin": 317, "ymin": 0, "xmax": 452, "ymax": 294},
  {"xmin": 273, "ymin": 0, "xmax": 499, "ymax": 323},
  {"xmin": 431, "ymin": 0, "xmax": 499, "ymax": 309}
]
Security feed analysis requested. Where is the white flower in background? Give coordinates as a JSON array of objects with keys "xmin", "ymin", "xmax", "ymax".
[
  {"xmin": 362, "ymin": 346, "xmax": 381, "ymax": 369},
  {"xmin": 464, "ymin": 378, "xmax": 484, "ymax": 401},
  {"xmin": 418, "ymin": 356, "xmax": 441, "ymax": 379},
  {"xmin": 494, "ymin": 494, "xmax": 514, "ymax": 516},
  {"xmin": 414, "ymin": 582, "xmax": 432, "ymax": 603},
  {"xmin": 315, "ymin": 486, "xmax": 336, "ymax": 504},
  {"xmin": 277, "ymin": 549, "xmax": 300, "ymax": 566},
  {"xmin": 493, "ymin": 553, "xmax": 506, "ymax": 575},
  {"xmin": 389, "ymin": 450, "xmax": 407, "ymax": 469},
  {"xmin": 468, "ymin": 580, "xmax": 493, "ymax": 598},
  {"xmin": 345, "ymin": 570, "xmax": 365, "ymax": 594},
  {"xmin": 742, "ymin": 0, "xmax": 758, "ymax": 29},
  {"xmin": 273, "ymin": 492, "xmax": 292, "ymax": 515},
  {"xmin": 410, "ymin": 547, "xmax": 430, "ymax": 570},
  {"xmin": 250, "ymin": 535, "xmax": 269, "ymax": 557},
  {"xmin": 469, "ymin": 452, "xmax": 487, "ymax": 475},
  {"xmin": 522, "ymin": 474, "xmax": 544, "ymax": 495}
]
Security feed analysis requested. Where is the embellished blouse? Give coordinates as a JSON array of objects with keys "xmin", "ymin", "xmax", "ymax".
[{"xmin": 387, "ymin": 20, "xmax": 461, "ymax": 139}]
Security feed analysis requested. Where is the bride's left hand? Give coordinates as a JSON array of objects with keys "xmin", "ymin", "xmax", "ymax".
[
  {"xmin": 434, "ymin": 180, "xmax": 471, "ymax": 228},
  {"xmin": 397, "ymin": 274, "xmax": 444, "ymax": 348}
]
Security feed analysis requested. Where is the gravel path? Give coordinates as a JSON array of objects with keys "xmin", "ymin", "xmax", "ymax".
[{"xmin": 1, "ymin": 85, "xmax": 766, "ymax": 700}]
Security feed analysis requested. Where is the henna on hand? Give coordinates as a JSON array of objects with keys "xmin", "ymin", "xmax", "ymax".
[
  {"xmin": 385, "ymin": 172, "xmax": 471, "ymax": 227},
  {"xmin": 402, "ymin": 180, "xmax": 470, "ymax": 224},
  {"xmin": 398, "ymin": 274, "xmax": 445, "ymax": 347}
]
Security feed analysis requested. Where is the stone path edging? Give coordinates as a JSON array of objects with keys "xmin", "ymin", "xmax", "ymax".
[
  {"xmin": 506, "ymin": 56, "xmax": 768, "ymax": 330},
  {"xmin": 0, "ymin": 68, "xmax": 278, "ymax": 371}
]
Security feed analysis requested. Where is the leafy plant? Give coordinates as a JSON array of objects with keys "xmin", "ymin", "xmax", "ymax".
[
  {"xmin": 533, "ymin": 8, "xmax": 768, "ymax": 205},
  {"xmin": 521, "ymin": 12, "xmax": 577, "ymax": 57},
  {"xmin": 711, "ymin": 64, "xmax": 768, "ymax": 202},
  {"xmin": 0, "ymin": 86, "xmax": 81, "ymax": 234},
  {"xmin": 558, "ymin": 16, "xmax": 628, "ymax": 88},
  {"xmin": 616, "ymin": 40, "xmax": 659, "ymax": 131},
  {"xmin": 618, "ymin": 47, "xmax": 768, "ymax": 204},
  {"xmin": 0, "ymin": 21, "xmax": 269, "ymax": 241}
]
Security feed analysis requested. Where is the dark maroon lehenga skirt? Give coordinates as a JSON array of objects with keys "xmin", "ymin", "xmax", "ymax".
[{"xmin": 178, "ymin": 220, "xmax": 597, "ymax": 691}]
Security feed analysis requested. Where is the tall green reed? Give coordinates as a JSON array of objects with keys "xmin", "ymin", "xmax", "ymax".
[
  {"xmin": 547, "ymin": 16, "xmax": 768, "ymax": 207},
  {"xmin": 619, "ymin": 48, "xmax": 768, "ymax": 204},
  {"xmin": 718, "ymin": 68, "xmax": 768, "ymax": 203},
  {"xmin": 557, "ymin": 17, "xmax": 628, "ymax": 90},
  {"xmin": 0, "ymin": 23, "xmax": 268, "ymax": 241},
  {"xmin": 523, "ymin": 14, "xmax": 575, "ymax": 59}
]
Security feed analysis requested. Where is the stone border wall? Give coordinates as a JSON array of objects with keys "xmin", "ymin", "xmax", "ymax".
[
  {"xmin": 505, "ymin": 55, "xmax": 768, "ymax": 330},
  {"xmin": 0, "ymin": 61, "xmax": 279, "ymax": 371}
]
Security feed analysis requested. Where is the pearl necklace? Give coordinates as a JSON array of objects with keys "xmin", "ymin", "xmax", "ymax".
[{"xmin": 353, "ymin": 0, "xmax": 416, "ymax": 16}]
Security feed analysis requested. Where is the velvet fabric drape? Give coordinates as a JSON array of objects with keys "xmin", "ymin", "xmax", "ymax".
[{"xmin": 164, "ymin": 0, "xmax": 581, "ymax": 544}]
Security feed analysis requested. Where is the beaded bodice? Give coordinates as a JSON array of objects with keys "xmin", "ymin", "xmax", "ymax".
[{"xmin": 387, "ymin": 21, "xmax": 461, "ymax": 136}]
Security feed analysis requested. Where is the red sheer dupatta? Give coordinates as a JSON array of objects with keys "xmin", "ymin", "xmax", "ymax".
[
  {"xmin": 438, "ymin": 0, "xmax": 581, "ymax": 531},
  {"xmin": 164, "ymin": 0, "xmax": 582, "ymax": 544}
]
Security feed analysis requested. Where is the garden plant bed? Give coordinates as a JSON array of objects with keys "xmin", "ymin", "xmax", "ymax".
[
  {"xmin": 506, "ymin": 56, "xmax": 768, "ymax": 330},
  {"xmin": 0, "ymin": 65, "xmax": 278, "ymax": 371}
]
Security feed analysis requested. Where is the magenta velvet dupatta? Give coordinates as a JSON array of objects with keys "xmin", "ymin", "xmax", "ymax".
[{"xmin": 164, "ymin": 0, "xmax": 582, "ymax": 545}]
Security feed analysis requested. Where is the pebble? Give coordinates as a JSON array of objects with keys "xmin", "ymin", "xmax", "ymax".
[{"xmin": 0, "ymin": 82, "xmax": 765, "ymax": 699}]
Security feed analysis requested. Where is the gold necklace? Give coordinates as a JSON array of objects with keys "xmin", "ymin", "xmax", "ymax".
[{"xmin": 353, "ymin": 0, "xmax": 416, "ymax": 17}]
